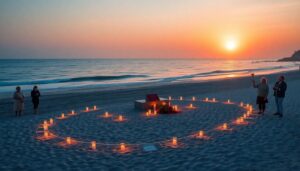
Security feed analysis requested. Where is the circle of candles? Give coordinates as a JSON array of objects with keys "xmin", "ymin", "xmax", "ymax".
[
  {"xmin": 49, "ymin": 118, "xmax": 54, "ymax": 125},
  {"xmin": 172, "ymin": 137, "xmax": 178, "ymax": 146},
  {"xmin": 93, "ymin": 105, "xmax": 97, "ymax": 110},
  {"xmin": 120, "ymin": 143, "xmax": 126, "ymax": 151},
  {"xmin": 91, "ymin": 141, "xmax": 96, "ymax": 150},
  {"xmin": 66, "ymin": 137, "xmax": 72, "ymax": 144}
]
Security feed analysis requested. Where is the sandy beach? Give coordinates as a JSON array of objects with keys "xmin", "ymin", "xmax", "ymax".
[{"xmin": 0, "ymin": 70, "xmax": 300, "ymax": 170}]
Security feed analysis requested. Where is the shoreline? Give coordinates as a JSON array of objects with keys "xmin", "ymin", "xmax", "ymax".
[{"xmin": 0, "ymin": 70, "xmax": 299, "ymax": 116}]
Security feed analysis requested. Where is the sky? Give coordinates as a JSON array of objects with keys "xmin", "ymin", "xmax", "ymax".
[{"xmin": 0, "ymin": 0, "xmax": 300, "ymax": 59}]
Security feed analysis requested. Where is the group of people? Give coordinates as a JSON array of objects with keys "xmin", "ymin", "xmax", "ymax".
[
  {"xmin": 252, "ymin": 74, "xmax": 287, "ymax": 117},
  {"xmin": 13, "ymin": 86, "xmax": 40, "ymax": 116}
]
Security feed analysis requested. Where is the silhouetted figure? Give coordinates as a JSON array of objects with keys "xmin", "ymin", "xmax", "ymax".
[
  {"xmin": 252, "ymin": 74, "xmax": 269, "ymax": 114},
  {"xmin": 31, "ymin": 86, "xmax": 41, "ymax": 114},
  {"xmin": 273, "ymin": 76, "xmax": 287, "ymax": 118},
  {"xmin": 13, "ymin": 86, "xmax": 24, "ymax": 116}
]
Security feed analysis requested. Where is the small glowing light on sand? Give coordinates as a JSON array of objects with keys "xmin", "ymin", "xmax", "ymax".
[
  {"xmin": 205, "ymin": 97, "xmax": 209, "ymax": 102},
  {"xmin": 169, "ymin": 96, "xmax": 172, "ymax": 100},
  {"xmin": 227, "ymin": 99, "xmax": 231, "ymax": 103},
  {"xmin": 86, "ymin": 107, "xmax": 89, "ymax": 112},
  {"xmin": 66, "ymin": 137, "xmax": 72, "ymax": 145},
  {"xmin": 192, "ymin": 97, "xmax": 196, "ymax": 101},
  {"xmin": 198, "ymin": 130, "xmax": 204, "ymax": 138},
  {"xmin": 172, "ymin": 137, "xmax": 178, "ymax": 146},
  {"xmin": 43, "ymin": 123, "xmax": 48, "ymax": 131},
  {"xmin": 49, "ymin": 118, "xmax": 54, "ymax": 125},
  {"xmin": 246, "ymin": 104, "xmax": 250, "ymax": 108},
  {"xmin": 44, "ymin": 131, "xmax": 49, "ymax": 138},
  {"xmin": 153, "ymin": 110, "xmax": 157, "ymax": 115},
  {"xmin": 223, "ymin": 123, "xmax": 228, "ymax": 130},
  {"xmin": 43, "ymin": 120, "xmax": 48, "ymax": 125},
  {"xmin": 240, "ymin": 102, "xmax": 244, "ymax": 107},
  {"xmin": 173, "ymin": 105, "xmax": 178, "ymax": 112},
  {"xmin": 114, "ymin": 115, "xmax": 126, "ymax": 122},
  {"xmin": 61, "ymin": 113, "xmax": 65, "ymax": 119},
  {"xmin": 180, "ymin": 96, "xmax": 183, "ymax": 101},
  {"xmin": 120, "ymin": 143, "xmax": 126, "ymax": 151},
  {"xmin": 93, "ymin": 105, "xmax": 97, "ymax": 110},
  {"xmin": 103, "ymin": 111, "xmax": 112, "ymax": 118},
  {"xmin": 71, "ymin": 110, "xmax": 75, "ymax": 115},
  {"xmin": 91, "ymin": 141, "xmax": 97, "ymax": 150},
  {"xmin": 212, "ymin": 98, "xmax": 216, "ymax": 102},
  {"xmin": 187, "ymin": 103, "xmax": 195, "ymax": 109}
]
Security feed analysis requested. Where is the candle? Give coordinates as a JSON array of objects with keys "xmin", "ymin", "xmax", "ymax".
[
  {"xmin": 105, "ymin": 112, "xmax": 109, "ymax": 117},
  {"xmin": 205, "ymin": 97, "xmax": 209, "ymax": 102},
  {"xmin": 189, "ymin": 103, "xmax": 194, "ymax": 108},
  {"xmin": 91, "ymin": 141, "xmax": 96, "ymax": 150},
  {"xmin": 43, "ymin": 120, "xmax": 48, "ymax": 125},
  {"xmin": 198, "ymin": 130, "xmax": 204, "ymax": 138},
  {"xmin": 154, "ymin": 110, "xmax": 157, "ymax": 115},
  {"xmin": 120, "ymin": 143, "xmax": 126, "ymax": 151},
  {"xmin": 180, "ymin": 96, "xmax": 183, "ymax": 101},
  {"xmin": 86, "ymin": 107, "xmax": 89, "ymax": 112},
  {"xmin": 66, "ymin": 137, "xmax": 72, "ymax": 145},
  {"xmin": 93, "ymin": 105, "xmax": 97, "ymax": 110},
  {"xmin": 44, "ymin": 131, "xmax": 49, "ymax": 138},
  {"xmin": 49, "ymin": 118, "xmax": 54, "ymax": 125},
  {"xmin": 169, "ymin": 96, "xmax": 172, "ymax": 100},
  {"xmin": 223, "ymin": 123, "xmax": 228, "ymax": 130},
  {"xmin": 192, "ymin": 97, "xmax": 196, "ymax": 101},
  {"xmin": 212, "ymin": 98, "xmax": 216, "ymax": 102},
  {"xmin": 240, "ymin": 102, "xmax": 244, "ymax": 107},
  {"xmin": 61, "ymin": 113, "xmax": 65, "ymax": 119},
  {"xmin": 118, "ymin": 115, "xmax": 123, "ymax": 121},
  {"xmin": 172, "ymin": 137, "xmax": 178, "ymax": 146},
  {"xmin": 43, "ymin": 123, "xmax": 48, "ymax": 131},
  {"xmin": 227, "ymin": 99, "xmax": 230, "ymax": 103},
  {"xmin": 71, "ymin": 110, "xmax": 75, "ymax": 115}
]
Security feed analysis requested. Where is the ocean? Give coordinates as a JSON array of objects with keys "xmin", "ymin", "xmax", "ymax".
[{"xmin": 0, "ymin": 59, "xmax": 298, "ymax": 95}]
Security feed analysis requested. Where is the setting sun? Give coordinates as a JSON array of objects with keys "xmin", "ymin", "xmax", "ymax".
[{"xmin": 225, "ymin": 39, "xmax": 238, "ymax": 51}]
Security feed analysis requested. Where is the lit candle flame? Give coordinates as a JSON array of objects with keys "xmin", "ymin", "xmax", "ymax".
[
  {"xmin": 180, "ymin": 96, "xmax": 183, "ymax": 101},
  {"xmin": 66, "ymin": 137, "xmax": 72, "ymax": 145},
  {"xmin": 192, "ymin": 97, "xmax": 196, "ymax": 101},
  {"xmin": 71, "ymin": 110, "xmax": 75, "ymax": 115},
  {"xmin": 86, "ymin": 107, "xmax": 89, "ymax": 112},
  {"xmin": 198, "ymin": 130, "xmax": 204, "ymax": 138},
  {"xmin": 61, "ymin": 113, "xmax": 65, "ymax": 118},
  {"xmin": 93, "ymin": 105, "xmax": 97, "ymax": 110},
  {"xmin": 120, "ymin": 143, "xmax": 126, "ymax": 151},
  {"xmin": 43, "ymin": 123, "xmax": 48, "ymax": 131},
  {"xmin": 49, "ymin": 118, "xmax": 54, "ymax": 125},
  {"xmin": 91, "ymin": 141, "xmax": 96, "ymax": 150},
  {"xmin": 169, "ymin": 96, "xmax": 172, "ymax": 100},
  {"xmin": 118, "ymin": 115, "xmax": 123, "ymax": 121},
  {"xmin": 223, "ymin": 123, "xmax": 228, "ymax": 130},
  {"xmin": 240, "ymin": 102, "xmax": 244, "ymax": 107},
  {"xmin": 44, "ymin": 131, "xmax": 49, "ymax": 138},
  {"xmin": 205, "ymin": 97, "xmax": 209, "ymax": 102},
  {"xmin": 212, "ymin": 98, "xmax": 216, "ymax": 102},
  {"xmin": 172, "ymin": 137, "xmax": 178, "ymax": 146}
]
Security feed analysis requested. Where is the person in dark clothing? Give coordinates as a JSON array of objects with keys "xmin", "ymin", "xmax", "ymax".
[
  {"xmin": 31, "ymin": 86, "xmax": 41, "ymax": 114},
  {"xmin": 273, "ymin": 75, "xmax": 287, "ymax": 118}
]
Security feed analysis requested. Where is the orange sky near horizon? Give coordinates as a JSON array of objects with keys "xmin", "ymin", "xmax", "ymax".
[{"xmin": 0, "ymin": 0, "xmax": 300, "ymax": 59}]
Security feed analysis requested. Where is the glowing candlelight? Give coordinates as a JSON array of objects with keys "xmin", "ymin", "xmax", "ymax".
[
  {"xmin": 172, "ymin": 137, "xmax": 178, "ymax": 146},
  {"xmin": 153, "ymin": 110, "xmax": 157, "ymax": 115},
  {"xmin": 49, "ymin": 118, "xmax": 54, "ymax": 125},
  {"xmin": 93, "ymin": 105, "xmax": 97, "ymax": 110},
  {"xmin": 153, "ymin": 104, "xmax": 156, "ymax": 111},
  {"xmin": 44, "ymin": 131, "xmax": 49, "ymax": 138},
  {"xmin": 169, "ymin": 96, "xmax": 172, "ymax": 100},
  {"xmin": 66, "ymin": 137, "xmax": 72, "ymax": 145},
  {"xmin": 227, "ymin": 99, "xmax": 230, "ymax": 103},
  {"xmin": 223, "ymin": 123, "xmax": 228, "ymax": 130},
  {"xmin": 105, "ymin": 112, "xmax": 109, "ymax": 117},
  {"xmin": 146, "ymin": 111, "xmax": 149, "ymax": 116},
  {"xmin": 91, "ymin": 141, "xmax": 97, "ymax": 150},
  {"xmin": 116, "ymin": 115, "xmax": 124, "ymax": 122},
  {"xmin": 212, "ymin": 98, "xmax": 216, "ymax": 102},
  {"xmin": 43, "ymin": 120, "xmax": 48, "ymax": 125},
  {"xmin": 192, "ymin": 96, "xmax": 196, "ymax": 101},
  {"xmin": 198, "ymin": 130, "xmax": 204, "ymax": 138},
  {"xmin": 61, "ymin": 113, "xmax": 65, "ymax": 119},
  {"xmin": 43, "ymin": 123, "xmax": 48, "ymax": 131},
  {"xmin": 188, "ymin": 103, "xmax": 195, "ymax": 109},
  {"xmin": 71, "ymin": 110, "xmax": 75, "ymax": 115},
  {"xmin": 205, "ymin": 97, "xmax": 209, "ymax": 102},
  {"xmin": 180, "ymin": 96, "xmax": 183, "ymax": 101},
  {"xmin": 246, "ymin": 104, "xmax": 250, "ymax": 108},
  {"xmin": 120, "ymin": 143, "xmax": 126, "ymax": 152},
  {"xmin": 240, "ymin": 102, "xmax": 244, "ymax": 107}
]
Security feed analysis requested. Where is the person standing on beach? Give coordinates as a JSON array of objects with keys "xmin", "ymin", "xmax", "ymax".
[
  {"xmin": 31, "ymin": 86, "xmax": 41, "ymax": 114},
  {"xmin": 273, "ymin": 76, "xmax": 287, "ymax": 118},
  {"xmin": 252, "ymin": 74, "xmax": 269, "ymax": 114},
  {"xmin": 13, "ymin": 86, "xmax": 25, "ymax": 117}
]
